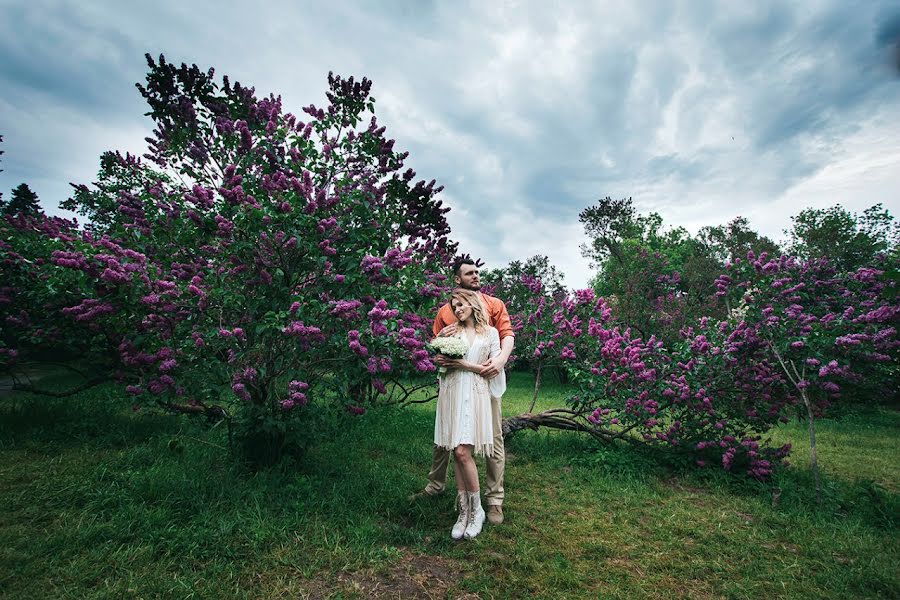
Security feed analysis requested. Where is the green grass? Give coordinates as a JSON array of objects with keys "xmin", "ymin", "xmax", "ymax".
[{"xmin": 0, "ymin": 371, "xmax": 897, "ymax": 599}]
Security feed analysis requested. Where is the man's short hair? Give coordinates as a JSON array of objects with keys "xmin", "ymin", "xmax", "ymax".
[{"xmin": 452, "ymin": 257, "xmax": 476, "ymax": 277}]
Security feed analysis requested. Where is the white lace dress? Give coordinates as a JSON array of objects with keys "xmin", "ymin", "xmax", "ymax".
[{"xmin": 433, "ymin": 326, "xmax": 506, "ymax": 456}]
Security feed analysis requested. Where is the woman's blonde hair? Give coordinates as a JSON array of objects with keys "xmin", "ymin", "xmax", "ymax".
[{"xmin": 451, "ymin": 288, "xmax": 490, "ymax": 333}]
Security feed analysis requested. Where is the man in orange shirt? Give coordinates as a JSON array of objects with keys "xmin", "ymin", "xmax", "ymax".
[{"xmin": 414, "ymin": 258, "xmax": 515, "ymax": 525}]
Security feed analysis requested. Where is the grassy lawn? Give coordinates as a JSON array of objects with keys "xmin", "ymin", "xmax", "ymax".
[{"xmin": 0, "ymin": 371, "xmax": 897, "ymax": 599}]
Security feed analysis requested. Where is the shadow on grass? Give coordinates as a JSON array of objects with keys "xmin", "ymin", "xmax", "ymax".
[{"xmin": 0, "ymin": 383, "xmax": 182, "ymax": 451}]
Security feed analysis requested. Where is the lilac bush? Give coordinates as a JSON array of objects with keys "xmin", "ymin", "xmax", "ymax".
[
  {"xmin": 713, "ymin": 251, "xmax": 899, "ymax": 494},
  {"xmin": 504, "ymin": 287, "xmax": 793, "ymax": 479},
  {"xmin": 1, "ymin": 56, "xmax": 455, "ymax": 463},
  {"xmin": 1, "ymin": 212, "xmax": 93, "ymax": 373},
  {"xmin": 504, "ymin": 251, "xmax": 898, "ymax": 484}
]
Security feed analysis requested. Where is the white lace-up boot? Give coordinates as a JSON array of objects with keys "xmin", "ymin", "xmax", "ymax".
[
  {"xmin": 451, "ymin": 491, "xmax": 470, "ymax": 540},
  {"xmin": 464, "ymin": 491, "xmax": 485, "ymax": 539}
]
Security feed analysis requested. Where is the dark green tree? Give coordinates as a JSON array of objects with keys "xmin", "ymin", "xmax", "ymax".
[
  {"xmin": 580, "ymin": 197, "xmax": 721, "ymax": 339},
  {"xmin": 697, "ymin": 216, "xmax": 781, "ymax": 263},
  {"xmin": 786, "ymin": 204, "xmax": 899, "ymax": 272},
  {"xmin": 4, "ymin": 183, "xmax": 41, "ymax": 216},
  {"xmin": 578, "ymin": 197, "xmax": 641, "ymax": 269}
]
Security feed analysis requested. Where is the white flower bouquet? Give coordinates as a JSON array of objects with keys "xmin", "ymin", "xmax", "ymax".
[{"xmin": 426, "ymin": 336, "xmax": 469, "ymax": 374}]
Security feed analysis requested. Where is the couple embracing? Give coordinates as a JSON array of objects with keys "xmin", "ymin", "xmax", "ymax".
[{"xmin": 412, "ymin": 258, "xmax": 514, "ymax": 540}]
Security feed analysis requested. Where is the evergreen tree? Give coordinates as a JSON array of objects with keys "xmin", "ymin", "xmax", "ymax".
[{"xmin": 5, "ymin": 183, "xmax": 41, "ymax": 216}]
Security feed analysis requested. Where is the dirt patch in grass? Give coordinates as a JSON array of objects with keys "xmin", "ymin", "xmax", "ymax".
[
  {"xmin": 338, "ymin": 549, "xmax": 457, "ymax": 599},
  {"xmin": 277, "ymin": 549, "xmax": 459, "ymax": 599},
  {"xmin": 662, "ymin": 476, "xmax": 708, "ymax": 495},
  {"xmin": 265, "ymin": 549, "xmax": 458, "ymax": 600}
]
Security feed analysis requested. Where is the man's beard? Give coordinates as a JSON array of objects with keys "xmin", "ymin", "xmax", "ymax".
[{"xmin": 461, "ymin": 282, "xmax": 481, "ymax": 291}]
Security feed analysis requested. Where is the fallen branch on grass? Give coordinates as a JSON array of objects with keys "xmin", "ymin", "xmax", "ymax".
[{"xmin": 502, "ymin": 407, "xmax": 625, "ymax": 444}]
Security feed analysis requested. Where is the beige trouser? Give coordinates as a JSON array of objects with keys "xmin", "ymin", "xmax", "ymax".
[{"xmin": 426, "ymin": 394, "xmax": 505, "ymax": 506}]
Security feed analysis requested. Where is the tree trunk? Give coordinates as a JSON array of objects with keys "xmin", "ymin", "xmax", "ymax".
[
  {"xmin": 800, "ymin": 389, "xmax": 822, "ymax": 504},
  {"xmin": 527, "ymin": 361, "xmax": 543, "ymax": 414}
]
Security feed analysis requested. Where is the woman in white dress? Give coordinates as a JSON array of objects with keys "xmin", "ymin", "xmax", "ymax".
[{"xmin": 433, "ymin": 288, "xmax": 506, "ymax": 540}]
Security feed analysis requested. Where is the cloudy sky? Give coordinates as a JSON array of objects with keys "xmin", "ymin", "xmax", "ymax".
[{"xmin": 2, "ymin": 0, "xmax": 899, "ymax": 288}]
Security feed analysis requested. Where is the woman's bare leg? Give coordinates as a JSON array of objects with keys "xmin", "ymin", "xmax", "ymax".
[
  {"xmin": 453, "ymin": 451, "xmax": 467, "ymax": 493},
  {"xmin": 453, "ymin": 445, "xmax": 480, "ymax": 492}
]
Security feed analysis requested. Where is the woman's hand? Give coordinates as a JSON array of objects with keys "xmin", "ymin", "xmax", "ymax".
[
  {"xmin": 441, "ymin": 358, "xmax": 479, "ymax": 373},
  {"xmin": 439, "ymin": 357, "xmax": 462, "ymax": 370}
]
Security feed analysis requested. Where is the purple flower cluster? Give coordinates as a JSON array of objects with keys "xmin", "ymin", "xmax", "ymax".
[
  {"xmin": 367, "ymin": 299, "xmax": 399, "ymax": 335},
  {"xmin": 330, "ymin": 299, "xmax": 362, "ymax": 320},
  {"xmin": 384, "ymin": 247, "xmax": 414, "ymax": 269},
  {"xmin": 360, "ymin": 254, "xmax": 389, "ymax": 283},
  {"xmin": 214, "ymin": 215, "xmax": 234, "ymax": 237},
  {"xmin": 219, "ymin": 327, "xmax": 247, "ymax": 340},
  {"xmin": 283, "ymin": 321, "xmax": 323, "ymax": 339},
  {"xmin": 232, "ymin": 383, "xmax": 251, "ymax": 401},
  {"xmin": 282, "ymin": 379, "xmax": 309, "ymax": 410},
  {"xmin": 347, "ymin": 329, "xmax": 369, "ymax": 357},
  {"xmin": 367, "ymin": 356, "xmax": 392, "ymax": 374},
  {"xmin": 51, "ymin": 250, "xmax": 91, "ymax": 271},
  {"xmin": 61, "ymin": 299, "xmax": 115, "ymax": 322}
]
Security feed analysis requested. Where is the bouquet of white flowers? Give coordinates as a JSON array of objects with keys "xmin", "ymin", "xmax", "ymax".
[{"xmin": 426, "ymin": 336, "xmax": 469, "ymax": 374}]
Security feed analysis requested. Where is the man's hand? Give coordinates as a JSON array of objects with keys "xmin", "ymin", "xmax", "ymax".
[
  {"xmin": 479, "ymin": 356, "xmax": 505, "ymax": 379},
  {"xmin": 438, "ymin": 323, "xmax": 458, "ymax": 337}
]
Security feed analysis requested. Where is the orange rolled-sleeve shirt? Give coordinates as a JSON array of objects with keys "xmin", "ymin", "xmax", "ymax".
[{"xmin": 432, "ymin": 292, "xmax": 514, "ymax": 342}]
